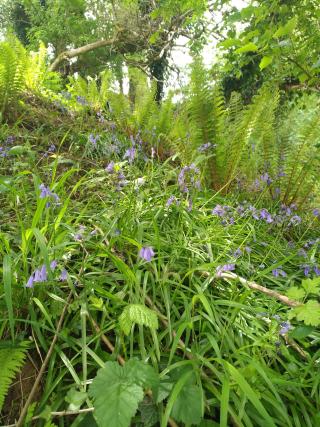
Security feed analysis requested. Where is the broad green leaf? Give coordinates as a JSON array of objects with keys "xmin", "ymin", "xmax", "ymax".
[
  {"xmin": 273, "ymin": 17, "xmax": 298, "ymax": 38},
  {"xmin": 218, "ymin": 38, "xmax": 241, "ymax": 49},
  {"xmin": 259, "ymin": 56, "xmax": 273, "ymax": 70},
  {"xmin": 171, "ymin": 384, "xmax": 204, "ymax": 425},
  {"xmin": 302, "ymin": 277, "xmax": 320, "ymax": 295},
  {"xmin": 235, "ymin": 42, "xmax": 258, "ymax": 54},
  {"xmin": 290, "ymin": 325, "xmax": 314, "ymax": 340},
  {"xmin": 286, "ymin": 287, "xmax": 305, "ymax": 301},
  {"xmin": 125, "ymin": 360, "xmax": 159, "ymax": 390},
  {"xmin": 289, "ymin": 300, "xmax": 320, "ymax": 326},
  {"xmin": 119, "ymin": 304, "xmax": 158, "ymax": 335},
  {"xmin": 89, "ymin": 362, "xmax": 144, "ymax": 427}
]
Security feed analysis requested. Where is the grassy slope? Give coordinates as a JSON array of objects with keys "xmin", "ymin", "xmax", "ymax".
[{"xmin": 0, "ymin": 101, "xmax": 320, "ymax": 426}]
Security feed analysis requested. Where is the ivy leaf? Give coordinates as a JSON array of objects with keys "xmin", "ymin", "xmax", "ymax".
[
  {"xmin": 302, "ymin": 277, "xmax": 320, "ymax": 295},
  {"xmin": 286, "ymin": 286, "xmax": 305, "ymax": 301},
  {"xmin": 259, "ymin": 56, "xmax": 273, "ymax": 70},
  {"xmin": 119, "ymin": 304, "xmax": 158, "ymax": 335},
  {"xmin": 89, "ymin": 361, "xmax": 144, "ymax": 427},
  {"xmin": 171, "ymin": 384, "xmax": 204, "ymax": 425},
  {"xmin": 235, "ymin": 42, "xmax": 258, "ymax": 54},
  {"xmin": 289, "ymin": 300, "xmax": 320, "ymax": 326}
]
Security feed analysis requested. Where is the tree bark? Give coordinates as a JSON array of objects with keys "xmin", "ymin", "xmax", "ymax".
[{"xmin": 49, "ymin": 37, "xmax": 117, "ymax": 71}]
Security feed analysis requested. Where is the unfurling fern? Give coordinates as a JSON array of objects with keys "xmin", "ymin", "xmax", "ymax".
[
  {"xmin": 119, "ymin": 304, "xmax": 158, "ymax": 335},
  {"xmin": 0, "ymin": 341, "xmax": 29, "ymax": 411}
]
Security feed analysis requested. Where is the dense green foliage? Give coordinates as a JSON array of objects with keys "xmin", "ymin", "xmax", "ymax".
[{"xmin": 0, "ymin": 1, "xmax": 320, "ymax": 426}]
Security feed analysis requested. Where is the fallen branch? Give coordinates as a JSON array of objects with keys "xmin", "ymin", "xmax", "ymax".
[{"xmin": 202, "ymin": 271, "xmax": 301, "ymax": 307}]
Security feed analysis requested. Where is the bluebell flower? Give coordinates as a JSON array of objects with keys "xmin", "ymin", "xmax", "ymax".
[
  {"xmin": 89, "ymin": 134, "xmax": 99, "ymax": 145},
  {"xmin": 313, "ymin": 208, "xmax": 320, "ymax": 217},
  {"xmin": 298, "ymin": 248, "xmax": 307, "ymax": 258},
  {"xmin": 314, "ymin": 266, "xmax": 320, "ymax": 276},
  {"xmin": 260, "ymin": 173, "xmax": 272, "ymax": 185},
  {"xmin": 106, "ymin": 161, "xmax": 115, "ymax": 173},
  {"xmin": 39, "ymin": 184, "xmax": 52, "ymax": 198},
  {"xmin": 279, "ymin": 321, "xmax": 291, "ymax": 336},
  {"xmin": 59, "ymin": 269, "xmax": 68, "ymax": 281},
  {"xmin": 26, "ymin": 273, "xmax": 35, "ymax": 288},
  {"xmin": 233, "ymin": 248, "xmax": 242, "ymax": 258},
  {"xmin": 216, "ymin": 264, "xmax": 235, "ymax": 277},
  {"xmin": 198, "ymin": 142, "xmax": 215, "ymax": 153},
  {"xmin": 48, "ymin": 144, "xmax": 56, "ymax": 153},
  {"xmin": 139, "ymin": 247, "xmax": 155, "ymax": 262},
  {"xmin": 123, "ymin": 147, "xmax": 136, "ymax": 163},
  {"xmin": 166, "ymin": 195, "xmax": 178, "ymax": 207},
  {"xmin": 50, "ymin": 260, "xmax": 58, "ymax": 271},
  {"xmin": 272, "ymin": 268, "xmax": 287, "ymax": 278},
  {"xmin": 212, "ymin": 205, "xmax": 226, "ymax": 217},
  {"xmin": 76, "ymin": 95, "xmax": 87, "ymax": 106},
  {"xmin": 289, "ymin": 215, "xmax": 301, "ymax": 226}
]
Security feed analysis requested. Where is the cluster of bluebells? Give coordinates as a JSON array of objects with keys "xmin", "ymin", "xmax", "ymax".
[
  {"xmin": 212, "ymin": 204, "xmax": 235, "ymax": 226},
  {"xmin": 300, "ymin": 264, "xmax": 320, "ymax": 277},
  {"xmin": 105, "ymin": 161, "xmax": 126, "ymax": 191},
  {"xmin": 39, "ymin": 184, "xmax": 60, "ymax": 208},
  {"xmin": 212, "ymin": 201, "xmax": 303, "ymax": 228},
  {"xmin": 26, "ymin": 260, "xmax": 67, "ymax": 288},
  {"xmin": 178, "ymin": 164, "xmax": 201, "ymax": 193},
  {"xmin": 0, "ymin": 135, "xmax": 15, "ymax": 158}
]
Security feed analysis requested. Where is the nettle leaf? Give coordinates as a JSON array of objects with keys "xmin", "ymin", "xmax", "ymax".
[
  {"xmin": 289, "ymin": 300, "xmax": 320, "ymax": 326},
  {"xmin": 302, "ymin": 277, "xmax": 320, "ymax": 295},
  {"xmin": 89, "ymin": 361, "xmax": 145, "ymax": 427},
  {"xmin": 119, "ymin": 304, "xmax": 158, "ymax": 335},
  {"xmin": 235, "ymin": 42, "xmax": 258, "ymax": 54},
  {"xmin": 171, "ymin": 384, "xmax": 204, "ymax": 425},
  {"xmin": 286, "ymin": 286, "xmax": 305, "ymax": 301}
]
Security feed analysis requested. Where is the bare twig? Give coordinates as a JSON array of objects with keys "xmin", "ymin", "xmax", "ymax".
[{"xmin": 15, "ymin": 292, "xmax": 73, "ymax": 427}]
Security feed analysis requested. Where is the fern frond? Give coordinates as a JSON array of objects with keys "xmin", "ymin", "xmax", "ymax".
[{"xmin": 0, "ymin": 341, "xmax": 29, "ymax": 411}]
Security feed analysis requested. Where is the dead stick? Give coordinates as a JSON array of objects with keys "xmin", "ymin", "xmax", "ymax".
[
  {"xmin": 15, "ymin": 292, "xmax": 73, "ymax": 427},
  {"xmin": 203, "ymin": 271, "xmax": 301, "ymax": 307}
]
